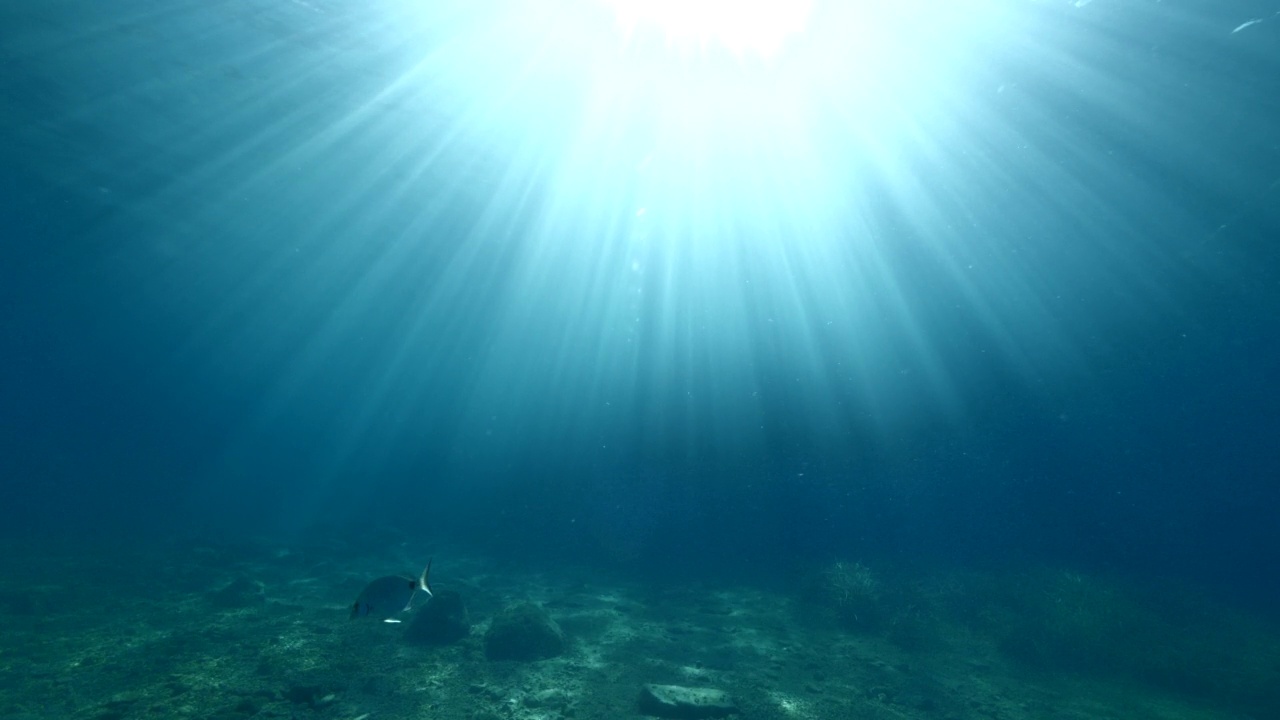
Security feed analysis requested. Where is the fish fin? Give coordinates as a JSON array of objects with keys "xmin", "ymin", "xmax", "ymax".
[{"xmin": 417, "ymin": 557, "xmax": 433, "ymax": 597}]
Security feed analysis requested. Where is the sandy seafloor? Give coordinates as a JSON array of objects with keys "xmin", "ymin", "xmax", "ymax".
[{"xmin": 2, "ymin": 535, "xmax": 1277, "ymax": 720}]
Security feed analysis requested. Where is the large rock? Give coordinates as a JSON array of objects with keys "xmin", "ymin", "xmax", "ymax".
[
  {"xmin": 405, "ymin": 590, "xmax": 471, "ymax": 645},
  {"xmin": 484, "ymin": 603, "xmax": 565, "ymax": 661},
  {"xmin": 638, "ymin": 684, "xmax": 739, "ymax": 719}
]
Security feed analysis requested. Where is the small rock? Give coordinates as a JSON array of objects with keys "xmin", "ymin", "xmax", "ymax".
[
  {"xmin": 638, "ymin": 684, "xmax": 739, "ymax": 719},
  {"xmin": 524, "ymin": 688, "xmax": 571, "ymax": 710}
]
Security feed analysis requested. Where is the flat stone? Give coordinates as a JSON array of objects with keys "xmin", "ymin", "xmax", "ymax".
[{"xmin": 638, "ymin": 684, "xmax": 739, "ymax": 719}]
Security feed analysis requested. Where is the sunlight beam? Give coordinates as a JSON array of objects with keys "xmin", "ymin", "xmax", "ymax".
[{"xmin": 604, "ymin": 0, "xmax": 812, "ymax": 59}]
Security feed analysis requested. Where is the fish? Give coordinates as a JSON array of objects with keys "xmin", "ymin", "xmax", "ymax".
[{"xmin": 349, "ymin": 558, "xmax": 433, "ymax": 622}]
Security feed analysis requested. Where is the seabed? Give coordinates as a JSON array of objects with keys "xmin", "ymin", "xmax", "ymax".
[{"xmin": 2, "ymin": 536, "xmax": 1276, "ymax": 720}]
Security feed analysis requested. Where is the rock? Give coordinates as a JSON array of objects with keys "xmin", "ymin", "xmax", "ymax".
[
  {"xmin": 405, "ymin": 590, "xmax": 471, "ymax": 645},
  {"xmin": 524, "ymin": 688, "xmax": 572, "ymax": 711},
  {"xmin": 484, "ymin": 603, "xmax": 565, "ymax": 661},
  {"xmin": 638, "ymin": 684, "xmax": 739, "ymax": 719}
]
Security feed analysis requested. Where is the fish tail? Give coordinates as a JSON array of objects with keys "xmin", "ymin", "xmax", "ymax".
[{"xmin": 418, "ymin": 557, "xmax": 433, "ymax": 597}]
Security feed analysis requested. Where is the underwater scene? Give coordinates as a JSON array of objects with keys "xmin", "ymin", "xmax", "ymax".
[{"xmin": 2, "ymin": 1, "xmax": 1279, "ymax": 719}]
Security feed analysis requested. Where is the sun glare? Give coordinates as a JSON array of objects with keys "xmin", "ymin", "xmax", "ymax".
[{"xmin": 604, "ymin": 0, "xmax": 813, "ymax": 59}]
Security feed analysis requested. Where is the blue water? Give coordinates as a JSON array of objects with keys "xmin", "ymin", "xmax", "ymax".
[{"xmin": 3, "ymin": 0, "xmax": 1278, "ymax": 615}]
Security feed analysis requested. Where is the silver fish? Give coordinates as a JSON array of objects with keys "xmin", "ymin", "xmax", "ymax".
[{"xmin": 349, "ymin": 558, "xmax": 433, "ymax": 622}]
